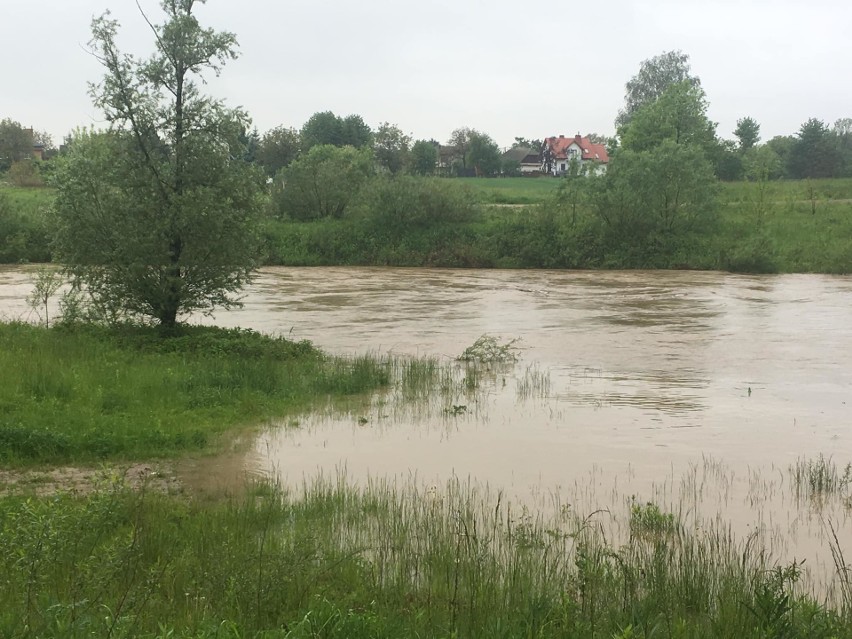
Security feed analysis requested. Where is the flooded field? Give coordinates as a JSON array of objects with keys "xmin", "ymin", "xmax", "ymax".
[{"xmin": 2, "ymin": 265, "xmax": 851, "ymax": 593}]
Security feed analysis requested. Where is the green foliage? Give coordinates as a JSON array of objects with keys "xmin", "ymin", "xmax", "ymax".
[
  {"xmin": 468, "ymin": 130, "xmax": 502, "ymax": 176},
  {"xmin": 355, "ymin": 175, "xmax": 477, "ymax": 234},
  {"xmin": 457, "ymin": 334, "xmax": 521, "ymax": 363},
  {"xmin": 0, "ymin": 118, "xmax": 33, "ymax": 171},
  {"xmin": 619, "ymin": 81, "xmax": 717, "ymax": 155},
  {"xmin": 7, "ymin": 160, "xmax": 44, "ymax": 187},
  {"xmin": 52, "ymin": 4, "xmax": 264, "ymax": 328},
  {"xmin": 629, "ymin": 501, "xmax": 678, "ymax": 539},
  {"xmin": 409, "ymin": 139, "xmax": 438, "ymax": 175},
  {"xmin": 594, "ymin": 142, "xmax": 719, "ymax": 259},
  {"xmin": 373, "ymin": 122, "xmax": 411, "ymax": 175},
  {"xmin": 26, "ymin": 267, "xmax": 63, "ymax": 328},
  {"xmin": 766, "ymin": 135, "xmax": 796, "ymax": 179},
  {"xmin": 300, "ymin": 111, "xmax": 373, "ymax": 151},
  {"xmin": 715, "ymin": 139, "xmax": 744, "ymax": 181},
  {"xmin": 735, "ymin": 116, "xmax": 761, "ymax": 151},
  {"xmin": 790, "ymin": 118, "xmax": 841, "ymax": 179},
  {"xmin": 256, "ymin": 125, "xmax": 300, "ymax": 176},
  {"xmin": 616, "ymin": 50, "xmax": 701, "ymax": 129},
  {"xmin": 0, "ymin": 322, "xmax": 390, "ymax": 464},
  {"xmin": 273, "ymin": 144, "xmax": 374, "ymax": 220},
  {"xmin": 0, "ymin": 190, "xmax": 52, "ymax": 263}
]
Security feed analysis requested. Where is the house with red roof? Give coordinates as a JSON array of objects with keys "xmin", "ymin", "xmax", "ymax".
[{"xmin": 542, "ymin": 134, "xmax": 609, "ymax": 176}]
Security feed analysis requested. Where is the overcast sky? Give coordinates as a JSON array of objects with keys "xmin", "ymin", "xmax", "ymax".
[{"xmin": 4, "ymin": 0, "xmax": 851, "ymax": 149}]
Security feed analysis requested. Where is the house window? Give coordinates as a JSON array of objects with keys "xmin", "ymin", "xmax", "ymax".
[{"xmin": 560, "ymin": 163, "xmax": 566, "ymax": 171}]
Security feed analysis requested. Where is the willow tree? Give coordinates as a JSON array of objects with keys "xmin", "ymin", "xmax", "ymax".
[{"xmin": 53, "ymin": 0, "xmax": 262, "ymax": 328}]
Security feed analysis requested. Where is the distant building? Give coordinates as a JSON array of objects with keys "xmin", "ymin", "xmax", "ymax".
[
  {"xmin": 542, "ymin": 134, "xmax": 609, "ymax": 176},
  {"xmin": 501, "ymin": 146, "xmax": 542, "ymax": 175}
]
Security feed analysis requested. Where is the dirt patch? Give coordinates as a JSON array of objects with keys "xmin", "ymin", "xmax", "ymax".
[{"xmin": 0, "ymin": 462, "xmax": 181, "ymax": 497}]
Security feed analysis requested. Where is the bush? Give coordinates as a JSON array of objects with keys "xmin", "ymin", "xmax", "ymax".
[
  {"xmin": 0, "ymin": 192, "xmax": 52, "ymax": 263},
  {"xmin": 7, "ymin": 160, "xmax": 44, "ymax": 187},
  {"xmin": 272, "ymin": 145, "xmax": 374, "ymax": 220},
  {"xmin": 356, "ymin": 175, "xmax": 477, "ymax": 236}
]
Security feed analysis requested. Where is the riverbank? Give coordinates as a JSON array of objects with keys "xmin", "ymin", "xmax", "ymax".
[
  {"xmin": 0, "ymin": 322, "xmax": 390, "ymax": 465},
  {"xmin": 3, "ymin": 473, "xmax": 851, "ymax": 639},
  {"xmin": 2, "ymin": 319, "xmax": 852, "ymax": 637},
  {"xmin": 4, "ymin": 179, "xmax": 852, "ymax": 273}
]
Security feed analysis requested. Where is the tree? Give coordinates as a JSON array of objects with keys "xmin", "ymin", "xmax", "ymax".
[
  {"xmin": 765, "ymin": 135, "xmax": 795, "ymax": 179},
  {"xmin": 0, "ymin": 118, "xmax": 33, "ymax": 170},
  {"xmin": 340, "ymin": 114, "xmax": 373, "ymax": 148},
  {"xmin": 52, "ymin": 1, "xmax": 263, "ymax": 329},
  {"xmin": 833, "ymin": 118, "xmax": 852, "ymax": 177},
  {"xmin": 734, "ymin": 117, "xmax": 760, "ymax": 152},
  {"xmin": 789, "ymin": 118, "xmax": 840, "ymax": 179},
  {"xmin": 512, "ymin": 137, "xmax": 542, "ymax": 152},
  {"xmin": 601, "ymin": 76, "xmax": 719, "ymax": 257},
  {"xmin": 273, "ymin": 144, "xmax": 374, "ymax": 220},
  {"xmin": 714, "ymin": 139, "xmax": 743, "ymax": 181},
  {"xmin": 468, "ymin": 131, "xmax": 501, "ymax": 176},
  {"xmin": 300, "ymin": 111, "xmax": 372, "ymax": 152},
  {"xmin": 619, "ymin": 81, "xmax": 717, "ymax": 157},
  {"xmin": 410, "ymin": 139, "xmax": 438, "ymax": 176},
  {"xmin": 300, "ymin": 111, "xmax": 344, "ymax": 150},
  {"xmin": 447, "ymin": 127, "xmax": 473, "ymax": 171},
  {"xmin": 596, "ymin": 141, "xmax": 718, "ymax": 242},
  {"xmin": 616, "ymin": 50, "xmax": 700, "ymax": 129},
  {"xmin": 373, "ymin": 122, "xmax": 411, "ymax": 175},
  {"xmin": 257, "ymin": 125, "xmax": 301, "ymax": 176}
]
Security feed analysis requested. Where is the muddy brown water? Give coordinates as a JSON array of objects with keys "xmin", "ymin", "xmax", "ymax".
[{"xmin": 3, "ymin": 265, "xmax": 852, "ymax": 591}]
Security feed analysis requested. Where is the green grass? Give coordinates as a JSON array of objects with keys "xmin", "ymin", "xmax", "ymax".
[
  {"xmin": 720, "ymin": 177, "xmax": 852, "ymax": 204},
  {"xmin": 0, "ymin": 322, "xmax": 391, "ymax": 465},
  {"xmin": 1, "ymin": 476, "xmax": 850, "ymax": 638},
  {"xmin": 456, "ymin": 176, "xmax": 563, "ymax": 204}
]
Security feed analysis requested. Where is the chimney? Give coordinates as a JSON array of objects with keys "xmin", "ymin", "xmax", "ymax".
[{"xmin": 558, "ymin": 134, "xmax": 564, "ymax": 138}]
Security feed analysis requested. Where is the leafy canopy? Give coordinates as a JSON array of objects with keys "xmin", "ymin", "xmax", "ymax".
[{"xmin": 616, "ymin": 50, "xmax": 700, "ymax": 129}]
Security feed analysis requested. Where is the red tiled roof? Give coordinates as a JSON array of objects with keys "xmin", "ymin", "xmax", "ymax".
[{"xmin": 544, "ymin": 134, "xmax": 609, "ymax": 163}]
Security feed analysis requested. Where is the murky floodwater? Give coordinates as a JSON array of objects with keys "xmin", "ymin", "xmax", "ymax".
[{"xmin": 3, "ymin": 265, "xmax": 852, "ymax": 591}]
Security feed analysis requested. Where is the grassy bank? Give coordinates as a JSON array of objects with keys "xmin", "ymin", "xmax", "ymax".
[
  {"xmin": 0, "ymin": 322, "xmax": 390, "ymax": 465},
  {"xmin": 2, "ymin": 476, "xmax": 850, "ymax": 638},
  {"xmin": 4, "ymin": 179, "xmax": 852, "ymax": 273},
  {"xmin": 262, "ymin": 198, "xmax": 852, "ymax": 273}
]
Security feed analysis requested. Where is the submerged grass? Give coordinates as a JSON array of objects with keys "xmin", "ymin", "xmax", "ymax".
[
  {"xmin": 791, "ymin": 455, "xmax": 852, "ymax": 501},
  {"xmin": 0, "ymin": 322, "xmax": 390, "ymax": 465},
  {"xmin": 1, "ymin": 475, "xmax": 851, "ymax": 638}
]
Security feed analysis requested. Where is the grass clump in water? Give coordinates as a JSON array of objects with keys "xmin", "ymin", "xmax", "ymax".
[{"xmin": 790, "ymin": 455, "xmax": 852, "ymax": 500}]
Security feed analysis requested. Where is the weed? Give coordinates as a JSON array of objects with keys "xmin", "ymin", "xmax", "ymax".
[{"xmin": 457, "ymin": 334, "xmax": 521, "ymax": 364}]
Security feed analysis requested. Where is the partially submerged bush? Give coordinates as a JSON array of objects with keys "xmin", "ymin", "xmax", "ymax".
[{"xmin": 457, "ymin": 334, "xmax": 520, "ymax": 364}]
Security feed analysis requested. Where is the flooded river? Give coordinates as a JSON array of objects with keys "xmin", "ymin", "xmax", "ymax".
[{"xmin": 2, "ymin": 265, "xmax": 851, "ymax": 589}]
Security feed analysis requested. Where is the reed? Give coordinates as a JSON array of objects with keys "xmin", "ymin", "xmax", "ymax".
[{"xmin": 1, "ymin": 473, "xmax": 850, "ymax": 638}]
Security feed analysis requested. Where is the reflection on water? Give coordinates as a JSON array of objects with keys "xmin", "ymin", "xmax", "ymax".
[{"xmin": 2, "ymin": 265, "xmax": 852, "ymax": 590}]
